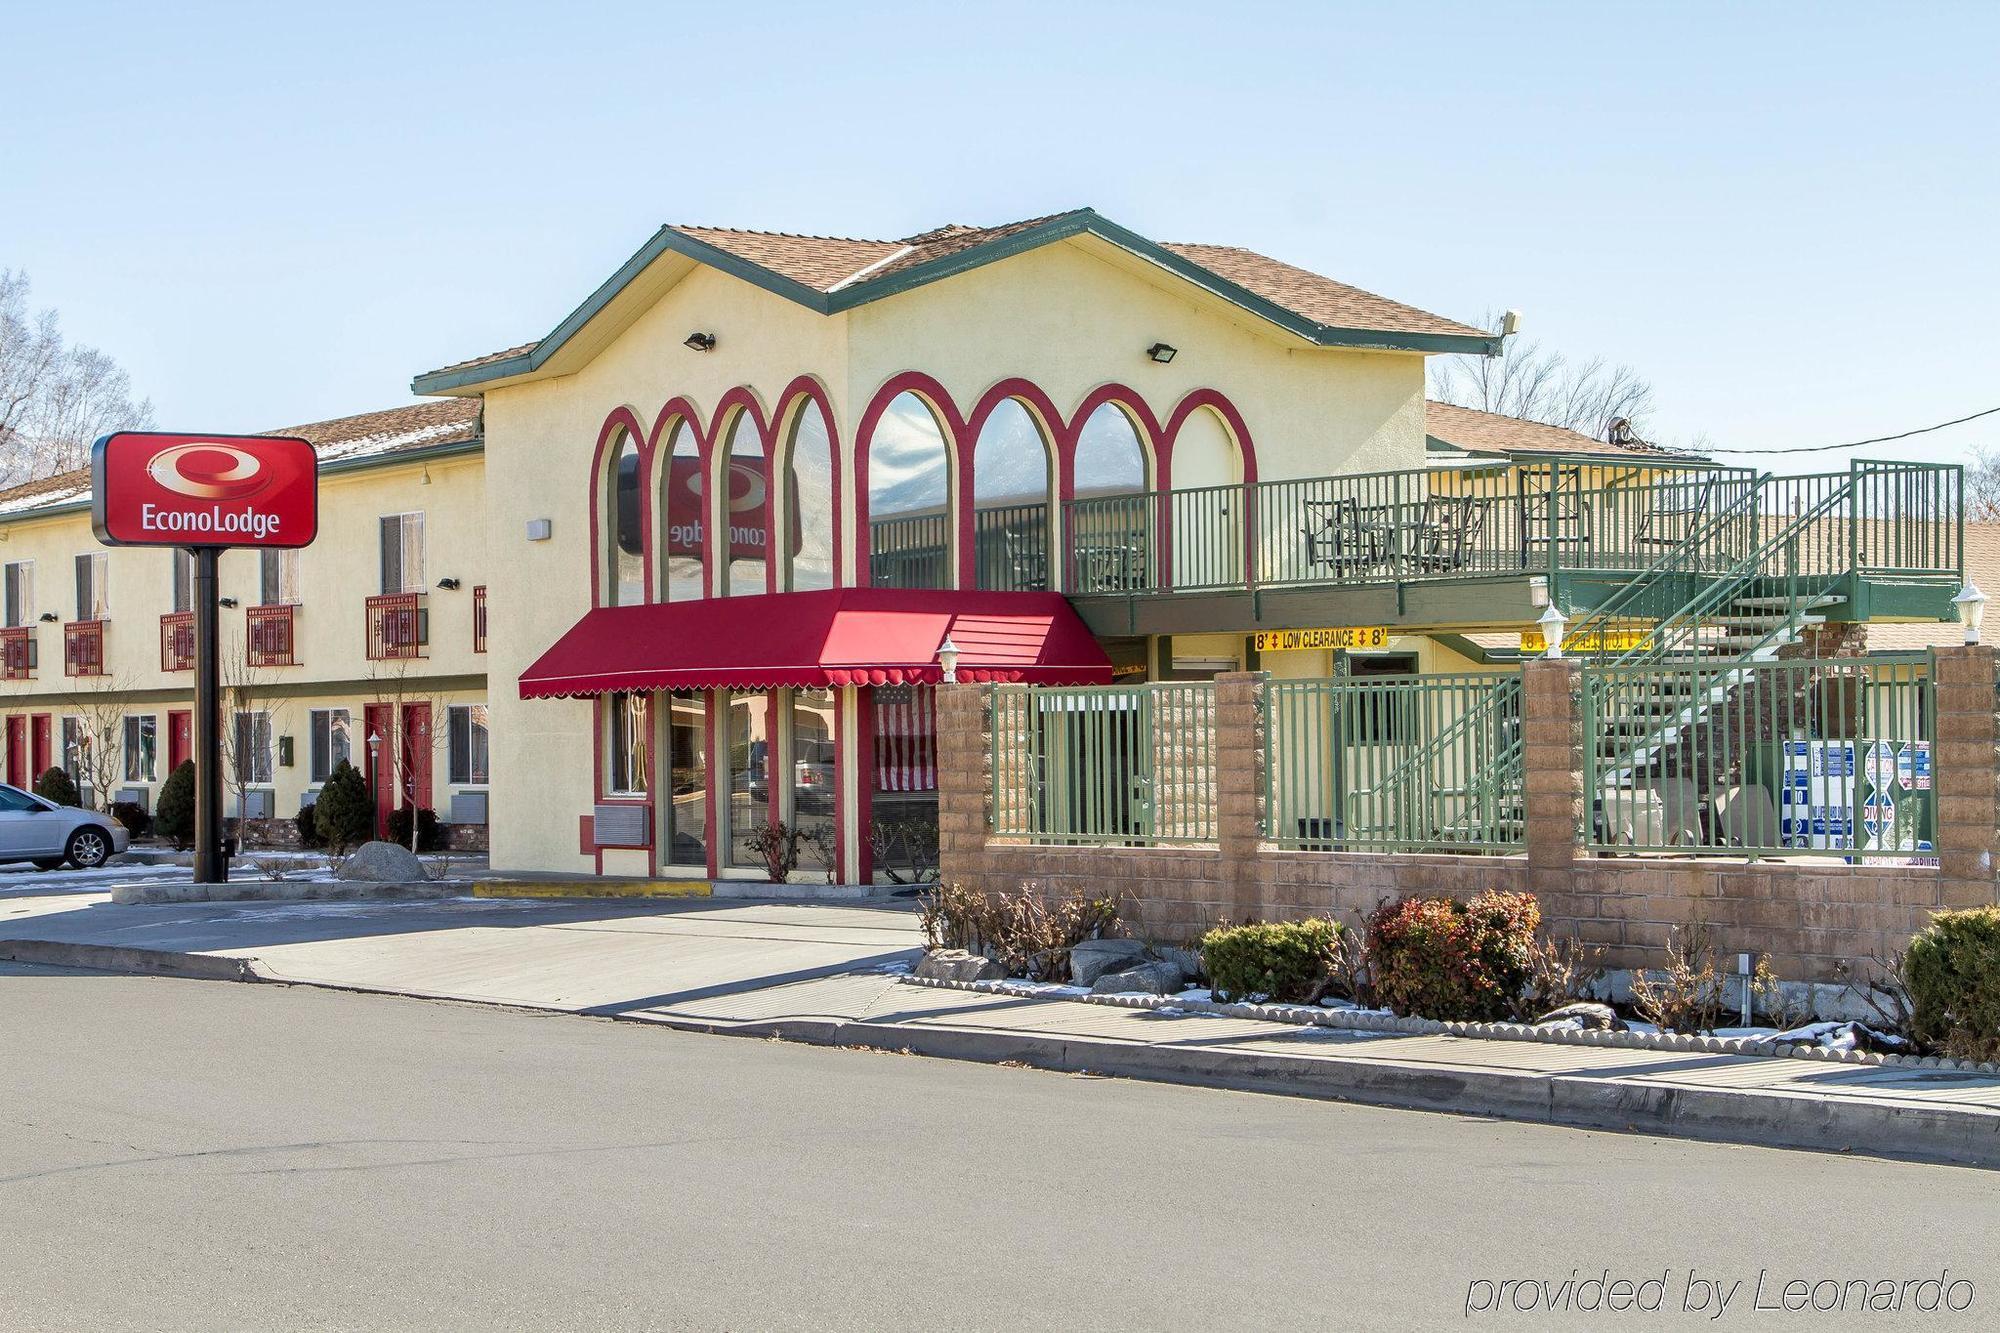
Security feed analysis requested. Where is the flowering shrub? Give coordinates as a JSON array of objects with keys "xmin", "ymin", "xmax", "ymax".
[
  {"xmin": 1365, "ymin": 891, "xmax": 1540, "ymax": 1022},
  {"xmin": 1201, "ymin": 918, "xmax": 1350, "ymax": 1004}
]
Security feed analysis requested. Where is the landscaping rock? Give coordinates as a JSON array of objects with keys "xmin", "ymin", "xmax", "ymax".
[
  {"xmin": 334, "ymin": 840, "xmax": 427, "ymax": 883},
  {"xmin": 1532, "ymin": 1002, "xmax": 1626, "ymax": 1032},
  {"xmin": 1068, "ymin": 937, "xmax": 1149, "ymax": 987},
  {"xmin": 1153, "ymin": 946, "xmax": 1204, "ymax": 984},
  {"xmin": 915, "ymin": 949, "xmax": 1006, "ymax": 983},
  {"xmin": 1090, "ymin": 959, "xmax": 1185, "ymax": 996}
]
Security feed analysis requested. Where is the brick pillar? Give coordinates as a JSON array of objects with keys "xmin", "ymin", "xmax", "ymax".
[
  {"xmin": 1521, "ymin": 658, "xmax": 1584, "ymax": 886},
  {"xmin": 934, "ymin": 682, "xmax": 993, "ymax": 890},
  {"xmin": 1931, "ymin": 645, "xmax": 1999, "ymax": 910},
  {"xmin": 1214, "ymin": 671, "xmax": 1266, "ymax": 922}
]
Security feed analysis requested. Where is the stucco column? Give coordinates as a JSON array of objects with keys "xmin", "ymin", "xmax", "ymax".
[
  {"xmin": 1931, "ymin": 645, "xmax": 1999, "ymax": 910},
  {"xmin": 934, "ymin": 682, "xmax": 992, "ymax": 889},
  {"xmin": 1214, "ymin": 671, "xmax": 1267, "ymax": 921},
  {"xmin": 1521, "ymin": 658, "xmax": 1584, "ymax": 884}
]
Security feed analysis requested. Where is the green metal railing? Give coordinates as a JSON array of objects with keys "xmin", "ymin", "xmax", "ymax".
[
  {"xmin": 990, "ymin": 682, "xmax": 1217, "ymax": 845},
  {"xmin": 1584, "ymin": 653, "xmax": 1934, "ymax": 857},
  {"xmin": 972, "ymin": 502, "xmax": 1052, "ymax": 591},
  {"xmin": 1264, "ymin": 671, "xmax": 1524, "ymax": 851},
  {"xmin": 868, "ymin": 514, "xmax": 950, "ymax": 589}
]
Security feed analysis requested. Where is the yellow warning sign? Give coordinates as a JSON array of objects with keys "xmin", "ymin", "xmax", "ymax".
[
  {"xmin": 1520, "ymin": 627, "xmax": 1649, "ymax": 654},
  {"xmin": 1252, "ymin": 626, "xmax": 1392, "ymax": 653}
]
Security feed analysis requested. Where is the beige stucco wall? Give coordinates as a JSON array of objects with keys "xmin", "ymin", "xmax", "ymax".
[{"xmin": 0, "ymin": 454, "xmax": 489, "ymax": 822}]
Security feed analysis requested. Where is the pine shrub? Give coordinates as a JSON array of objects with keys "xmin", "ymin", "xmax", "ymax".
[
  {"xmin": 1201, "ymin": 918, "xmax": 1349, "ymax": 1003},
  {"xmin": 311, "ymin": 761, "xmax": 373, "ymax": 854},
  {"xmin": 34, "ymin": 766, "xmax": 80, "ymax": 807},
  {"xmin": 296, "ymin": 800, "xmax": 325, "ymax": 849},
  {"xmin": 155, "ymin": 761, "xmax": 196, "ymax": 850},
  {"xmin": 1906, "ymin": 907, "xmax": 2000, "ymax": 1062},
  {"xmin": 1366, "ymin": 890, "xmax": 1541, "ymax": 1022},
  {"xmin": 110, "ymin": 800, "xmax": 153, "ymax": 840},
  {"xmin": 386, "ymin": 804, "xmax": 446, "ymax": 853}
]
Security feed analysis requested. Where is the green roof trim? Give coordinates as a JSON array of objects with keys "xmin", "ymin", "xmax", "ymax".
[{"xmin": 411, "ymin": 209, "xmax": 1501, "ymax": 394}]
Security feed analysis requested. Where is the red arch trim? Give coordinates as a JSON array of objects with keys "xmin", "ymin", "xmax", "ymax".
[
  {"xmin": 766, "ymin": 375, "xmax": 843, "ymax": 594},
  {"xmin": 851, "ymin": 371, "xmax": 967, "ymax": 575},
  {"xmin": 587, "ymin": 406, "xmax": 652, "ymax": 607}
]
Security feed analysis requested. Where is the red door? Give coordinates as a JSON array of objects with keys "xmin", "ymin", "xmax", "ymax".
[
  {"xmin": 5, "ymin": 716, "xmax": 24, "ymax": 788},
  {"xmin": 167, "ymin": 710, "xmax": 192, "ymax": 772},
  {"xmin": 400, "ymin": 703, "xmax": 432, "ymax": 815},
  {"xmin": 364, "ymin": 703, "xmax": 395, "ymax": 838},
  {"xmin": 30, "ymin": 714, "xmax": 51, "ymax": 782}
]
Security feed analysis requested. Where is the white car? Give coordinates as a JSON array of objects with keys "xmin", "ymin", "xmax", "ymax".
[{"xmin": 0, "ymin": 783, "xmax": 131, "ymax": 869}]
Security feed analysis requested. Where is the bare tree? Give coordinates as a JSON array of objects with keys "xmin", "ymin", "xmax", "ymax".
[
  {"xmin": 369, "ymin": 660, "xmax": 449, "ymax": 854},
  {"xmin": 0, "ymin": 270, "xmax": 154, "ymax": 484},
  {"xmin": 56, "ymin": 672, "xmax": 140, "ymax": 811},
  {"xmin": 1429, "ymin": 308, "xmax": 1656, "ymax": 442},
  {"xmin": 218, "ymin": 637, "xmax": 289, "ymax": 845},
  {"xmin": 1968, "ymin": 449, "xmax": 2000, "ymax": 522}
]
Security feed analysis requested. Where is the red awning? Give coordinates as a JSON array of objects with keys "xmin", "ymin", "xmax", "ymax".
[{"xmin": 518, "ymin": 588, "xmax": 1114, "ymax": 699}]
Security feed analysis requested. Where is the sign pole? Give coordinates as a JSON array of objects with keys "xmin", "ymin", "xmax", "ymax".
[{"xmin": 192, "ymin": 546, "xmax": 227, "ymax": 884}]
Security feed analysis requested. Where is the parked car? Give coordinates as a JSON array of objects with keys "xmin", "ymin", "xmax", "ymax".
[{"xmin": 0, "ymin": 783, "xmax": 130, "ymax": 869}]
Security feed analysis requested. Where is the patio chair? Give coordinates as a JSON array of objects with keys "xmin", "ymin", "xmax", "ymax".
[
  {"xmin": 1518, "ymin": 465, "xmax": 1591, "ymax": 564},
  {"xmin": 1410, "ymin": 493, "xmax": 1486, "ymax": 572},
  {"xmin": 1003, "ymin": 529, "xmax": 1049, "ymax": 591},
  {"xmin": 1651, "ymin": 775, "xmax": 1708, "ymax": 847},
  {"xmin": 1301, "ymin": 498, "xmax": 1383, "ymax": 575},
  {"xmin": 1634, "ymin": 476, "xmax": 1715, "ymax": 550},
  {"xmin": 1712, "ymin": 783, "xmax": 1781, "ymax": 850}
]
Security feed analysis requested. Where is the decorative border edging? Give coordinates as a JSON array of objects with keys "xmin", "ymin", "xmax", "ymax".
[{"xmin": 896, "ymin": 974, "xmax": 2000, "ymax": 1077}]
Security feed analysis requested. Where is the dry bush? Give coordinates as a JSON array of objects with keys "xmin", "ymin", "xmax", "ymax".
[
  {"xmin": 1508, "ymin": 935, "xmax": 1607, "ymax": 1022},
  {"xmin": 1628, "ymin": 922, "xmax": 1724, "ymax": 1033},
  {"xmin": 918, "ymin": 881, "xmax": 1120, "ymax": 981},
  {"xmin": 1751, "ymin": 958, "xmax": 1817, "ymax": 1030}
]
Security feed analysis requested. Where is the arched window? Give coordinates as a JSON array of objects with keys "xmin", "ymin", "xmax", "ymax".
[
  {"xmin": 661, "ymin": 420, "xmax": 706, "ymax": 601},
  {"xmin": 971, "ymin": 399, "xmax": 1054, "ymax": 591},
  {"xmin": 867, "ymin": 392, "xmax": 951, "ymax": 589},
  {"xmin": 605, "ymin": 433, "xmax": 643, "ymax": 606},
  {"xmin": 719, "ymin": 411, "xmax": 768, "ymax": 596},
  {"xmin": 783, "ymin": 397, "xmax": 836, "ymax": 592},
  {"xmin": 1070, "ymin": 403, "xmax": 1151, "ymax": 593},
  {"xmin": 1168, "ymin": 406, "xmax": 1244, "ymax": 588}
]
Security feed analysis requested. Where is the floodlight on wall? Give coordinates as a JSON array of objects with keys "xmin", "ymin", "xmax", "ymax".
[
  {"xmin": 936, "ymin": 637, "xmax": 961, "ymax": 683},
  {"xmin": 37, "ymin": 612, "xmax": 56, "ymax": 623},
  {"xmin": 1954, "ymin": 581, "xmax": 1987, "ymax": 645},
  {"xmin": 217, "ymin": 598, "xmax": 239, "ymax": 609},
  {"xmin": 684, "ymin": 332, "xmax": 717, "ymax": 352},
  {"xmin": 1146, "ymin": 342, "xmax": 1177, "ymax": 364},
  {"xmin": 1500, "ymin": 309, "xmax": 1523, "ymax": 336},
  {"xmin": 437, "ymin": 577, "xmax": 462, "ymax": 591},
  {"xmin": 1537, "ymin": 603, "xmax": 1568, "ymax": 659}
]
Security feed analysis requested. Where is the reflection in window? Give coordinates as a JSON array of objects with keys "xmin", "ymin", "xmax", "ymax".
[
  {"xmin": 725, "ymin": 691, "xmax": 771, "ymax": 869},
  {"xmin": 665, "ymin": 692, "xmax": 707, "ymax": 867},
  {"xmin": 789, "ymin": 688, "xmax": 836, "ymax": 874},
  {"xmin": 1070, "ymin": 405, "xmax": 1151, "ymax": 594},
  {"xmin": 972, "ymin": 399, "xmax": 1052, "ymax": 591},
  {"xmin": 608, "ymin": 693, "xmax": 649, "ymax": 794},
  {"xmin": 785, "ymin": 399, "xmax": 836, "ymax": 592},
  {"xmin": 721, "ymin": 413, "xmax": 767, "ymax": 596},
  {"xmin": 662, "ymin": 421, "xmax": 706, "ymax": 601},
  {"xmin": 868, "ymin": 393, "xmax": 951, "ymax": 589},
  {"xmin": 608, "ymin": 435, "xmax": 644, "ymax": 606},
  {"xmin": 871, "ymin": 685, "xmax": 939, "ymax": 885}
]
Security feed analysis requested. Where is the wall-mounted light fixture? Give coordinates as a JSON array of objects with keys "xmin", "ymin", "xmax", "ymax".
[
  {"xmin": 37, "ymin": 612, "xmax": 57, "ymax": 623},
  {"xmin": 218, "ymin": 598, "xmax": 239, "ymax": 609},
  {"xmin": 436, "ymin": 577, "xmax": 461, "ymax": 591},
  {"xmin": 684, "ymin": 332, "xmax": 717, "ymax": 352},
  {"xmin": 1146, "ymin": 342, "xmax": 1177, "ymax": 364}
]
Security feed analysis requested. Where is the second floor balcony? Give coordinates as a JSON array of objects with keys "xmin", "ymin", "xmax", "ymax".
[
  {"xmin": 247, "ymin": 603, "xmax": 298, "ymax": 667},
  {"xmin": 63, "ymin": 620, "xmax": 106, "ymax": 676},
  {"xmin": 160, "ymin": 612, "xmax": 195, "ymax": 672},
  {"xmin": 367, "ymin": 592, "xmax": 428, "ymax": 661},
  {"xmin": 1, "ymin": 626, "xmax": 36, "ymax": 681}
]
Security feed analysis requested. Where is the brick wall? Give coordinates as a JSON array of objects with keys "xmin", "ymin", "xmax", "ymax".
[{"xmin": 938, "ymin": 650, "xmax": 2000, "ymax": 985}]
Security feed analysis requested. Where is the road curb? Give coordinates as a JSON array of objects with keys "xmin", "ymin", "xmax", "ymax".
[
  {"xmin": 0, "ymin": 938, "xmax": 272, "ymax": 983},
  {"xmin": 16, "ymin": 942, "xmax": 1996, "ymax": 1169}
]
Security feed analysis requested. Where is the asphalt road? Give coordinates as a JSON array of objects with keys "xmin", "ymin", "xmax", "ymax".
[{"xmin": 3, "ymin": 965, "xmax": 1995, "ymax": 1332}]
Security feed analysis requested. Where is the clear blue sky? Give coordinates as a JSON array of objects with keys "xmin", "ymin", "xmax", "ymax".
[{"xmin": 5, "ymin": 1, "xmax": 1995, "ymax": 471}]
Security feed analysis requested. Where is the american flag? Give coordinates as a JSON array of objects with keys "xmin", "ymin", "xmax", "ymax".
[{"xmin": 873, "ymin": 686, "xmax": 937, "ymax": 792}]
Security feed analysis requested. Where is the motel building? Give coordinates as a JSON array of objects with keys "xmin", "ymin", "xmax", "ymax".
[{"xmin": 0, "ymin": 208, "xmax": 1965, "ymax": 886}]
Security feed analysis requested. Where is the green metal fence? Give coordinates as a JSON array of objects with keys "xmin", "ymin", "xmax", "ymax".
[
  {"xmin": 972, "ymin": 502, "xmax": 1052, "ymax": 591},
  {"xmin": 1584, "ymin": 653, "xmax": 1935, "ymax": 857},
  {"xmin": 1264, "ymin": 671, "xmax": 1525, "ymax": 852},
  {"xmin": 990, "ymin": 682, "xmax": 1217, "ymax": 844},
  {"xmin": 868, "ymin": 514, "xmax": 950, "ymax": 589}
]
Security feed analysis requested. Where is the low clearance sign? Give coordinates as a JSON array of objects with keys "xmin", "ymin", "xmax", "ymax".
[{"xmin": 91, "ymin": 431, "xmax": 317, "ymax": 548}]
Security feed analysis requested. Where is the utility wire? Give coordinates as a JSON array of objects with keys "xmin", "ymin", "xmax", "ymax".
[{"xmin": 1699, "ymin": 405, "xmax": 2000, "ymax": 457}]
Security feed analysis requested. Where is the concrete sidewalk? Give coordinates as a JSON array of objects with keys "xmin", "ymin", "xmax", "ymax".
[{"xmin": 4, "ymin": 883, "xmax": 1997, "ymax": 1168}]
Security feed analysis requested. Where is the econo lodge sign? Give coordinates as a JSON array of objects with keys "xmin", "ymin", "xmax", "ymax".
[{"xmin": 91, "ymin": 431, "xmax": 318, "ymax": 548}]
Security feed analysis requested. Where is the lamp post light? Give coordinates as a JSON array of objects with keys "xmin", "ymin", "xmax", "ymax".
[
  {"xmin": 1537, "ymin": 604, "xmax": 1569, "ymax": 659},
  {"xmin": 1953, "ymin": 581, "xmax": 1988, "ymax": 645},
  {"xmin": 936, "ymin": 637, "xmax": 961, "ymax": 684}
]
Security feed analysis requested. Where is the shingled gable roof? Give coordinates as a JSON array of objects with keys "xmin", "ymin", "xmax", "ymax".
[
  {"xmin": 1425, "ymin": 400, "xmax": 1685, "ymax": 461},
  {"xmin": 0, "ymin": 399, "xmax": 482, "ymax": 521},
  {"xmin": 412, "ymin": 209, "xmax": 1501, "ymax": 394}
]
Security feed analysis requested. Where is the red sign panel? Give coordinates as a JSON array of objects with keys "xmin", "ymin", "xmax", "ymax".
[{"xmin": 91, "ymin": 431, "xmax": 318, "ymax": 549}]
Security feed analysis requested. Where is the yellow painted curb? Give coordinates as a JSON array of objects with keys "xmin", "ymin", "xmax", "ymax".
[{"xmin": 472, "ymin": 880, "xmax": 713, "ymax": 899}]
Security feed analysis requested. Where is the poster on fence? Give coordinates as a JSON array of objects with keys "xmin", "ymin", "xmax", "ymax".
[{"xmin": 1764, "ymin": 738, "xmax": 1934, "ymax": 864}]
